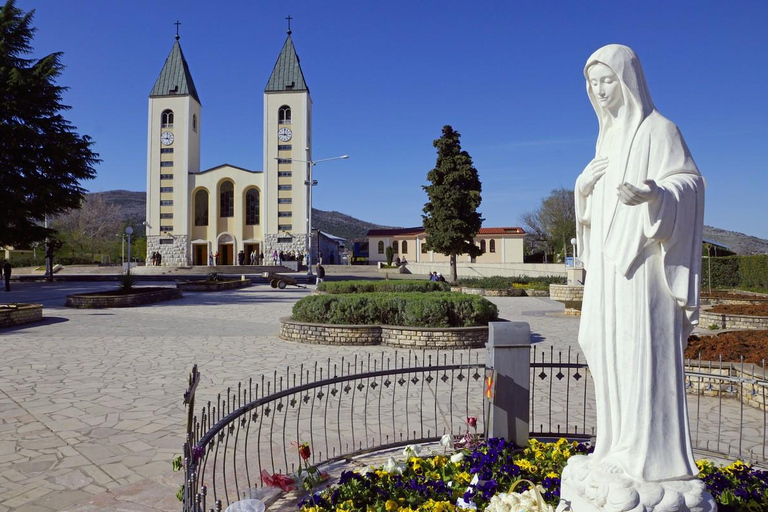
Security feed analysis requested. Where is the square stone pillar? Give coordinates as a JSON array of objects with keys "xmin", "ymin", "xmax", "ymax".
[{"xmin": 486, "ymin": 322, "xmax": 530, "ymax": 448}]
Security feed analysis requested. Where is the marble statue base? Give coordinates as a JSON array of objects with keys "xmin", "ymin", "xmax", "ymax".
[{"xmin": 556, "ymin": 455, "xmax": 717, "ymax": 512}]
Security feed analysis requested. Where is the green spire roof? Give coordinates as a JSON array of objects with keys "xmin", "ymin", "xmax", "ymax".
[
  {"xmin": 265, "ymin": 35, "xmax": 308, "ymax": 93},
  {"xmin": 150, "ymin": 40, "xmax": 200, "ymax": 104}
]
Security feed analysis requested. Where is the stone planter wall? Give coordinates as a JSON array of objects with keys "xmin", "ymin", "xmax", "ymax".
[
  {"xmin": 177, "ymin": 279, "xmax": 251, "ymax": 291},
  {"xmin": 450, "ymin": 287, "xmax": 548, "ymax": 297},
  {"xmin": 280, "ymin": 317, "xmax": 487, "ymax": 348},
  {"xmin": 550, "ymin": 284, "xmax": 584, "ymax": 311},
  {"xmin": 0, "ymin": 304, "xmax": 43, "ymax": 328},
  {"xmin": 66, "ymin": 288, "xmax": 182, "ymax": 308},
  {"xmin": 699, "ymin": 309, "xmax": 768, "ymax": 330},
  {"xmin": 381, "ymin": 326, "xmax": 487, "ymax": 349}
]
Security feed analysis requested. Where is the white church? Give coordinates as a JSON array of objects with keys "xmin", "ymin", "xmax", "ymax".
[{"xmin": 145, "ymin": 27, "xmax": 313, "ymax": 266}]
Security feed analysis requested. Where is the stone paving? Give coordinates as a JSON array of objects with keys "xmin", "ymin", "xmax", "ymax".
[{"xmin": 0, "ymin": 278, "xmax": 764, "ymax": 511}]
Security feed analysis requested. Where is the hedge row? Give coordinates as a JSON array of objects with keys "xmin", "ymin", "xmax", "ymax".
[
  {"xmin": 454, "ymin": 275, "xmax": 566, "ymax": 290},
  {"xmin": 291, "ymin": 292, "xmax": 499, "ymax": 328},
  {"xmin": 317, "ymin": 280, "xmax": 450, "ymax": 294},
  {"xmin": 702, "ymin": 255, "xmax": 768, "ymax": 291}
]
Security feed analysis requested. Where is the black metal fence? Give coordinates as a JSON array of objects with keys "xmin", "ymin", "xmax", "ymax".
[{"xmin": 181, "ymin": 348, "xmax": 767, "ymax": 511}]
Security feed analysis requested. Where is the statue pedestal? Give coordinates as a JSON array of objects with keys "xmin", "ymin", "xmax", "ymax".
[{"xmin": 556, "ymin": 455, "xmax": 717, "ymax": 512}]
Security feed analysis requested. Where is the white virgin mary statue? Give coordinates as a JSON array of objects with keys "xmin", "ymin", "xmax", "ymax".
[{"xmin": 558, "ymin": 45, "xmax": 715, "ymax": 511}]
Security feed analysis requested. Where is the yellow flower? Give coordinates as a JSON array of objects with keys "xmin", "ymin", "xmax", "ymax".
[
  {"xmin": 562, "ymin": 449, "xmax": 571, "ymax": 458},
  {"xmin": 455, "ymin": 471, "xmax": 471, "ymax": 484},
  {"xmin": 546, "ymin": 472, "xmax": 560, "ymax": 479},
  {"xmin": 431, "ymin": 455, "xmax": 447, "ymax": 469},
  {"xmin": 385, "ymin": 500, "xmax": 399, "ymax": 511}
]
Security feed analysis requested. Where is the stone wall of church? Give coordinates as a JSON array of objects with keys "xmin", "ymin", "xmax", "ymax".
[
  {"xmin": 264, "ymin": 233, "xmax": 309, "ymax": 260},
  {"xmin": 147, "ymin": 235, "xmax": 189, "ymax": 266}
]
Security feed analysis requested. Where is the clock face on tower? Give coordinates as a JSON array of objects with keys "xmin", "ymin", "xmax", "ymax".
[
  {"xmin": 278, "ymin": 127, "xmax": 292, "ymax": 142},
  {"xmin": 160, "ymin": 131, "xmax": 174, "ymax": 146}
]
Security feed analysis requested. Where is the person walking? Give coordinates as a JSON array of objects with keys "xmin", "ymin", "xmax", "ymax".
[
  {"xmin": 2, "ymin": 260, "xmax": 11, "ymax": 292},
  {"xmin": 315, "ymin": 262, "xmax": 325, "ymax": 285}
]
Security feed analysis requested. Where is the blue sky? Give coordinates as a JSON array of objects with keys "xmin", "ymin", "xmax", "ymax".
[{"xmin": 16, "ymin": 1, "xmax": 768, "ymax": 238}]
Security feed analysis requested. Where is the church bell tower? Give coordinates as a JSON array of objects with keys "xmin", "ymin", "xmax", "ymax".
[
  {"xmin": 263, "ymin": 24, "xmax": 312, "ymax": 256},
  {"xmin": 146, "ymin": 31, "xmax": 201, "ymax": 265}
]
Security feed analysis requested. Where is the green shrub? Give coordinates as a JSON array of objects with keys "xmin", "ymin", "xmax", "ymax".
[
  {"xmin": 454, "ymin": 275, "xmax": 566, "ymax": 289},
  {"xmin": 117, "ymin": 273, "xmax": 136, "ymax": 292},
  {"xmin": 291, "ymin": 292, "xmax": 498, "ymax": 327},
  {"xmin": 317, "ymin": 280, "xmax": 449, "ymax": 294},
  {"xmin": 701, "ymin": 256, "xmax": 740, "ymax": 289},
  {"xmin": 740, "ymin": 255, "xmax": 768, "ymax": 290},
  {"xmin": 385, "ymin": 246, "xmax": 395, "ymax": 266}
]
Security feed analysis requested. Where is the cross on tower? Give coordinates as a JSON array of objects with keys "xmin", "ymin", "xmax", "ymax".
[
  {"xmin": 174, "ymin": 20, "xmax": 181, "ymax": 40},
  {"xmin": 286, "ymin": 15, "xmax": 292, "ymax": 35}
]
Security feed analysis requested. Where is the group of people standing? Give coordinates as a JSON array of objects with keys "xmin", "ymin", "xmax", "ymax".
[
  {"xmin": 429, "ymin": 271, "xmax": 446, "ymax": 282},
  {"xmin": 271, "ymin": 250, "xmax": 304, "ymax": 265},
  {"xmin": 149, "ymin": 252, "xmax": 162, "ymax": 266}
]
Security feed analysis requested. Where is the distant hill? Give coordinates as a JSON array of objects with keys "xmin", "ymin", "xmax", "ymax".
[
  {"xmin": 90, "ymin": 191, "xmax": 768, "ymax": 253},
  {"xmin": 91, "ymin": 190, "xmax": 396, "ymax": 242},
  {"xmin": 703, "ymin": 226, "xmax": 768, "ymax": 255}
]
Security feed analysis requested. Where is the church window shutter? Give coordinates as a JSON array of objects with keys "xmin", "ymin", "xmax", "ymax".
[
  {"xmin": 195, "ymin": 190, "xmax": 209, "ymax": 226},
  {"xmin": 220, "ymin": 182, "xmax": 234, "ymax": 218},
  {"xmin": 245, "ymin": 188, "xmax": 260, "ymax": 225},
  {"xmin": 161, "ymin": 109, "xmax": 174, "ymax": 128}
]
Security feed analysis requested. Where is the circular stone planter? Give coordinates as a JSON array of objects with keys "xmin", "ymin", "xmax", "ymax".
[
  {"xmin": 176, "ymin": 279, "xmax": 252, "ymax": 291},
  {"xmin": 0, "ymin": 303, "xmax": 43, "ymax": 328},
  {"xmin": 65, "ymin": 287, "xmax": 182, "ymax": 308},
  {"xmin": 279, "ymin": 317, "xmax": 488, "ymax": 349},
  {"xmin": 700, "ymin": 308, "xmax": 768, "ymax": 331}
]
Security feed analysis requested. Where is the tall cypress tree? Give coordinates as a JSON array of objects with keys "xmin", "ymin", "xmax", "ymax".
[
  {"xmin": 422, "ymin": 125, "xmax": 483, "ymax": 282},
  {"xmin": 0, "ymin": 0, "xmax": 99, "ymax": 248}
]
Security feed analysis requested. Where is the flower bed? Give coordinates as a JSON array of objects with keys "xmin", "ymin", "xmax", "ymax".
[
  {"xmin": 176, "ymin": 279, "xmax": 251, "ymax": 291},
  {"xmin": 65, "ymin": 287, "xmax": 182, "ymax": 308},
  {"xmin": 700, "ymin": 308, "xmax": 768, "ymax": 331},
  {"xmin": 292, "ymin": 293, "xmax": 498, "ymax": 328},
  {"xmin": 297, "ymin": 437, "xmax": 768, "ymax": 512},
  {"xmin": 280, "ymin": 317, "xmax": 488, "ymax": 348}
]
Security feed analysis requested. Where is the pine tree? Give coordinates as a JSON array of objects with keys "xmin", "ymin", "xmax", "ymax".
[
  {"xmin": 422, "ymin": 125, "xmax": 483, "ymax": 282},
  {"xmin": 0, "ymin": 0, "xmax": 99, "ymax": 248}
]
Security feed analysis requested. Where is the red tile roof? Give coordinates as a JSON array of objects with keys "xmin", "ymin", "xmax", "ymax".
[{"xmin": 366, "ymin": 226, "xmax": 525, "ymax": 237}]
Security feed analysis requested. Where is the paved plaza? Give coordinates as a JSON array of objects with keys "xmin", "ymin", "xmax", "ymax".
[{"xmin": 0, "ymin": 279, "xmax": 762, "ymax": 511}]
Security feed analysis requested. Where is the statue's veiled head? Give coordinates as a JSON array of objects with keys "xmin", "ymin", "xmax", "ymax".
[{"xmin": 584, "ymin": 44, "xmax": 655, "ymax": 123}]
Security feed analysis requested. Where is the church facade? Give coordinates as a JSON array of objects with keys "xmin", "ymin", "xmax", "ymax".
[{"xmin": 145, "ymin": 30, "xmax": 312, "ymax": 265}]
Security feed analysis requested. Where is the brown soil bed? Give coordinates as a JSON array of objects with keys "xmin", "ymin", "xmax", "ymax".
[
  {"xmin": 709, "ymin": 304, "xmax": 768, "ymax": 316},
  {"xmin": 686, "ymin": 330, "xmax": 768, "ymax": 363},
  {"xmin": 702, "ymin": 291, "xmax": 768, "ymax": 299}
]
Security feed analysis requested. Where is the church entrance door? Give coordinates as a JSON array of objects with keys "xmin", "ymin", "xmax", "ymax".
[
  {"xmin": 193, "ymin": 244, "xmax": 208, "ymax": 266},
  {"xmin": 219, "ymin": 244, "xmax": 233, "ymax": 265},
  {"xmin": 244, "ymin": 244, "xmax": 259, "ymax": 265}
]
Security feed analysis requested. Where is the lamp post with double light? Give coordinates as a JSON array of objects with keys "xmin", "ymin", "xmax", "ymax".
[{"xmin": 275, "ymin": 155, "xmax": 349, "ymax": 275}]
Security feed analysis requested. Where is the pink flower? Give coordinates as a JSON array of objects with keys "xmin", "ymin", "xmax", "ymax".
[{"xmin": 467, "ymin": 416, "xmax": 478, "ymax": 428}]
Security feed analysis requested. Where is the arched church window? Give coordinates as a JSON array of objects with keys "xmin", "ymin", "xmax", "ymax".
[
  {"xmin": 194, "ymin": 189, "xmax": 208, "ymax": 226},
  {"xmin": 161, "ymin": 109, "xmax": 174, "ymax": 128},
  {"xmin": 278, "ymin": 105, "xmax": 291, "ymax": 125},
  {"xmin": 489, "ymin": 240, "xmax": 496, "ymax": 253},
  {"xmin": 392, "ymin": 241, "xmax": 398, "ymax": 253},
  {"xmin": 245, "ymin": 188, "xmax": 260, "ymax": 225},
  {"xmin": 480, "ymin": 240, "xmax": 486, "ymax": 253},
  {"xmin": 220, "ymin": 181, "xmax": 234, "ymax": 218},
  {"xmin": 402, "ymin": 241, "xmax": 408, "ymax": 254},
  {"xmin": 192, "ymin": 114, "xmax": 197, "ymax": 132},
  {"xmin": 378, "ymin": 241, "xmax": 384, "ymax": 254}
]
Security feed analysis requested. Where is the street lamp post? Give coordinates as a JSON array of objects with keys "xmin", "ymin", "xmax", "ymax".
[
  {"xmin": 125, "ymin": 226, "xmax": 133, "ymax": 274},
  {"xmin": 275, "ymin": 155, "xmax": 349, "ymax": 275}
]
